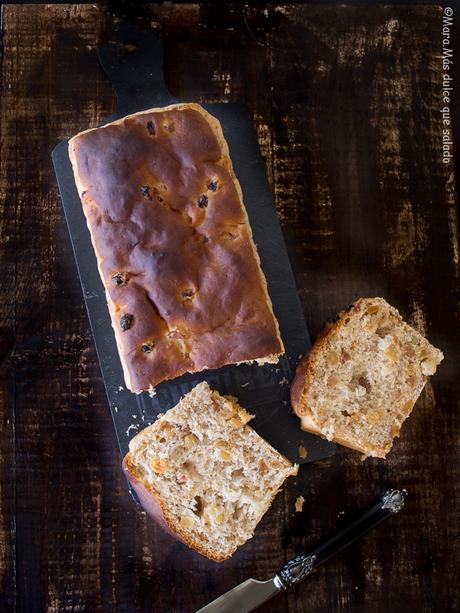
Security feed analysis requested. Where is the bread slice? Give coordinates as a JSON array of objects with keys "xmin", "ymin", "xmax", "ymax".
[
  {"xmin": 123, "ymin": 382, "xmax": 297, "ymax": 561},
  {"xmin": 68, "ymin": 103, "xmax": 284, "ymax": 392},
  {"xmin": 291, "ymin": 298, "xmax": 443, "ymax": 458}
]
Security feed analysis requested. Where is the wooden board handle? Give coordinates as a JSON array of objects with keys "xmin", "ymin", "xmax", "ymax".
[{"xmin": 97, "ymin": 19, "xmax": 176, "ymax": 115}]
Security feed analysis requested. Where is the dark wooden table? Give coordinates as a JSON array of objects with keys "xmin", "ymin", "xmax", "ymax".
[{"xmin": 1, "ymin": 3, "xmax": 459, "ymax": 612}]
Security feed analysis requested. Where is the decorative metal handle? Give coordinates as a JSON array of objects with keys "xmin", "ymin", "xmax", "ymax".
[
  {"xmin": 274, "ymin": 488, "xmax": 407, "ymax": 590},
  {"xmin": 381, "ymin": 488, "xmax": 407, "ymax": 514},
  {"xmin": 275, "ymin": 554, "xmax": 317, "ymax": 589}
]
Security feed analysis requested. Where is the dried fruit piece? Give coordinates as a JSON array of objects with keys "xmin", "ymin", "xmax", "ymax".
[
  {"xmin": 228, "ymin": 410, "xmax": 252, "ymax": 429},
  {"xmin": 207, "ymin": 179, "xmax": 218, "ymax": 192},
  {"xmin": 141, "ymin": 343, "xmax": 154, "ymax": 353},
  {"xmin": 385, "ymin": 345, "xmax": 398, "ymax": 362},
  {"xmin": 327, "ymin": 350, "xmax": 340, "ymax": 366},
  {"xmin": 402, "ymin": 399, "xmax": 413, "ymax": 413},
  {"xmin": 120, "ymin": 314, "xmax": 134, "ymax": 331},
  {"xmin": 182, "ymin": 289, "xmax": 195, "ymax": 300},
  {"xmin": 146, "ymin": 120, "xmax": 155, "ymax": 135},
  {"xmin": 150, "ymin": 457, "xmax": 168, "ymax": 473},
  {"xmin": 237, "ymin": 408, "xmax": 252, "ymax": 424},
  {"xmin": 221, "ymin": 399, "xmax": 237, "ymax": 418},
  {"xmin": 258, "ymin": 459, "xmax": 268, "ymax": 474},
  {"xmin": 197, "ymin": 195, "xmax": 208, "ymax": 208},
  {"xmin": 141, "ymin": 185, "xmax": 152, "ymax": 200},
  {"xmin": 358, "ymin": 375, "xmax": 371, "ymax": 393},
  {"xmin": 218, "ymin": 450, "xmax": 231, "ymax": 461},
  {"xmin": 157, "ymin": 421, "xmax": 173, "ymax": 436},
  {"xmin": 207, "ymin": 505, "xmax": 224, "ymax": 524},
  {"xmin": 193, "ymin": 496, "xmax": 204, "ymax": 516},
  {"xmin": 327, "ymin": 374, "xmax": 340, "ymax": 386},
  {"xmin": 180, "ymin": 515, "xmax": 194, "ymax": 529},
  {"xmin": 366, "ymin": 410, "xmax": 384, "ymax": 425},
  {"xmin": 184, "ymin": 433, "xmax": 198, "ymax": 449},
  {"xmin": 112, "ymin": 271, "xmax": 129, "ymax": 286}
]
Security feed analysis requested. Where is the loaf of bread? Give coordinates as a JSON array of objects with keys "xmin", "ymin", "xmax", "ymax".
[
  {"xmin": 123, "ymin": 382, "xmax": 297, "ymax": 561},
  {"xmin": 68, "ymin": 103, "xmax": 284, "ymax": 392},
  {"xmin": 291, "ymin": 298, "xmax": 443, "ymax": 458}
]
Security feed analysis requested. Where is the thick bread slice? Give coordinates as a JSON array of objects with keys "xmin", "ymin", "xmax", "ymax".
[
  {"xmin": 68, "ymin": 103, "xmax": 284, "ymax": 392},
  {"xmin": 291, "ymin": 298, "xmax": 443, "ymax": 458},
  {"xmin": 123, "ymin": 382, "xmax": 297, "ymax": 561}
]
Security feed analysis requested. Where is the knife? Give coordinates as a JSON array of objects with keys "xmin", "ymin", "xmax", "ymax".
[{"xmin": 196, "ymin": 488, "xmax": 407, "ymax": 613}]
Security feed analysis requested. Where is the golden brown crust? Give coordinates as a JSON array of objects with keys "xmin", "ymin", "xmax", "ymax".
[
  {"xmin": 299, "ymin": 415, "xmax": 386, "ymax": 457},
  {"xmin": 290, "ymin": 318, "xmax": 339, "ymax": 417},
  {"xmin": 69, "ymin": 103, "xmax": 283, "ymax": 392}
]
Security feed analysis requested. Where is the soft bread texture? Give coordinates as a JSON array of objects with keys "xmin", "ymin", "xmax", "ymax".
[
  {"xmin": 68, "ymin": 103, "xmax": 284, "ymax": 392},
  {"xmin": 123, "ymin": 382, "xmax": 297, "ymax": 561},
  {"xmin": 291, "ymin": 298, "xmax": 443, "ymax": 458}
]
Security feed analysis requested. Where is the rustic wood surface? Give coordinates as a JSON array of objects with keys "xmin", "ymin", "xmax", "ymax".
[{"xmin": 0, "ymin": 3, "xmax": 458, "ymax": 612}]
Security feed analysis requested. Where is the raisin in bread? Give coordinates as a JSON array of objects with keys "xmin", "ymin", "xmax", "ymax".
[
  {"xmin": 123, "ymin": 382, "xmax": 297, "ymax": 561},
  {"xmin": 291, "ymin": 298, "xmax": 443, "ymax": 458}
]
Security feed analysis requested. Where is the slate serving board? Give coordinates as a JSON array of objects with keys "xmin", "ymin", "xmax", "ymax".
[{"xmin": 51, "ymin": 20, "xmax": 336, "ymax": 477}]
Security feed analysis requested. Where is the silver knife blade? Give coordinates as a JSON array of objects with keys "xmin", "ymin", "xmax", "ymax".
[{"xmin": 196, "ymin": 577, "xmax": 281, "ymax": 613}]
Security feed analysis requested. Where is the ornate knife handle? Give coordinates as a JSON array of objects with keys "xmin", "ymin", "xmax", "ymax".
[
  {"xmin": 275, "ymin": 488, "xmax": 407, "ymax": 590},
  {"xmin": 275, "ymin": 554, "xmax": 317, "ymax": 589}
]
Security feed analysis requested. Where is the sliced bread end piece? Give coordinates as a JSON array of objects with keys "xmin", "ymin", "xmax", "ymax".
[
  {"xmin": 291, "ymin": 297, "xmax": 443, "ymax": 458},
  {"xmin": 124, "ymin": 382, "xmax": 297, "ymax": 561}
]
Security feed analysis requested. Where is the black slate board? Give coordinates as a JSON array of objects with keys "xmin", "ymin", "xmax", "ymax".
[{"xmin": 52, "ymin": 21, "xmax": 335, "ymax": 475}]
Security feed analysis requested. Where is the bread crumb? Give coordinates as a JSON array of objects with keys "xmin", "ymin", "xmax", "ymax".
[
  {"xmin": 295, "ymin": 496, "xmax": 305, "ymax": 512},
  {"xmin": 298, "ymin": 445, "xmax": 308, "ymax": 459},
  {"xmin": 279, "ymin": 377, "xmax": 289, "ymax": 385},
  {"xmin": 421, "ymin": 357, "xmax": 437, "ymax": 376},
  {"xmin": 126, "ymin": 424, "xmax": 139, "ymax": 436},
  {"xmin": 240, "ymin": 382, "xmax": 249, "ymax": 388},
  {"xmin": 148, "ymin": 384, "xmax": 157, "ymax": 397},
  {"xmin": 118, "ymin": 385, "xmax": 124, "ymax": 391}
]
